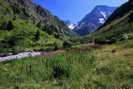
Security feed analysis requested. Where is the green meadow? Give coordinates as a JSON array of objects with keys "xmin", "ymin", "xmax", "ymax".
[{"xmin": 0, "ymin": 40, "xmax": 133, "ymax": 89}]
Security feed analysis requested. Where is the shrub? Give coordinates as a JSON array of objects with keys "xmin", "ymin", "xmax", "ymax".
[
  {"xmin": 0, "ymin": 20, "xmax": 14, "ymax": 31},
  {"xmin": 34, "ymin": 30, "xmax": 40, "ymax": 41},
  {"xmin": 48, "ymin": 58, "xmax": 71, "ymax": 79},
  {"xmin": 53, "ymin": 41, "xmax": 63, "ymax": 50},
  {"xmin": 63, "ymin": 41, "xmax": 72, "ymax": 48}
]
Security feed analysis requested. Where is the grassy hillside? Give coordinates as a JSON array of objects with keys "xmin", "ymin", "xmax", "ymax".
[
  {"xmin": 0, "ymin": 39, "xmax": 133, "ymax": 89},
  {"xmin": 0, "ymin": 0, "xmax": 76, "ymax": 53},
  {"xmin": 0, "ymin": 16, "xmax": 64, "ymax": 53},
  {"xmin": 0, "ymin": 0, "xmax": 75, "ymax": 39}
]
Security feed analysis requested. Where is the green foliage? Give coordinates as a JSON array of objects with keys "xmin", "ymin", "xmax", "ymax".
[
  {"xmin": 0, "ymin": 0, "xmax": 77, "ymax": 53},
  {"xmin": 0, "ymin": 0, "xmax": 76, "ymax": 41},
  {"xmin": 63, "ymin": 41, "xmax": 72, "ymax": 48},
  {"xmin": 34, "ymin": 30, "xmax": 40, "ymax": 41},
  {"xmin": 0, "ymin": 50, "xmax": 96, "ymax": 89},
  {"xmin": 48, "ymin": 58, "xmax": 71, "ymax": 79},
  {"xmin": 0, "ymin": 16, "xmax": 63, "ymax": 53},
  {"xmin": 0, "ymin": 20, "xmax": 14, "ymax": 31}
]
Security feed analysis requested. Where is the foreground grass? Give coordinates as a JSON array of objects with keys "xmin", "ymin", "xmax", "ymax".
[{"xmin": 0, "ymin": 40, "xmax": 133, "ymax": 89}]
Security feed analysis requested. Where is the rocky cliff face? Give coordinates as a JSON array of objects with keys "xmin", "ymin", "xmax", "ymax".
[{"xmin": 74, "ymin": 5, "xmax": 116, "ymax": 35}]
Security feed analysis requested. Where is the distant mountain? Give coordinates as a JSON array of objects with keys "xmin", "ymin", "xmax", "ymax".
[
  {"xmin": 68, "ymin": 24, "xmax": 76, "ymax": 30},
  {"xmin": 65, "ymin": 20, "xmax": 77, "ymax": 30},
  {"xmin": 74, "ymin": 5, "xmax": 116, "ymax": 35}
]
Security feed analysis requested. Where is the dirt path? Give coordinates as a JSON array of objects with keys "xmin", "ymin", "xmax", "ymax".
[
  {"xmin": 80, "ymin": 44, "xmax": 100, "ymax": 47},
  {"xmin": 40, "ymin": 50, "xmax": 66, "ymax": 56}
]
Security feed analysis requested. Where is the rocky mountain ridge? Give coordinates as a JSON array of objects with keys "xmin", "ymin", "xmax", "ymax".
[{"xmin": 74, "ymin": 5, "xmax": 116, "ymax": 35}]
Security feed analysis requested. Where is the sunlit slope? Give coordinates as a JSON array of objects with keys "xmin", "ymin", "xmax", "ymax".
[
  {"xmin": 0, "ymin": 0, "xmax": 76, "ymax": 53},
  {"xmin": 0, "ymin": 16, "xmax": 64, "ymax": 53},
  {"xmin": 0, "ymin": 0, "xmax": 75, "ymax": 39}
]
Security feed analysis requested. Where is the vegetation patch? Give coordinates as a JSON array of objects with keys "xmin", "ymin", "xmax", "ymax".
[{"xmin": 0, "ymin": 40, "xmax": 133, "ymax": 89}]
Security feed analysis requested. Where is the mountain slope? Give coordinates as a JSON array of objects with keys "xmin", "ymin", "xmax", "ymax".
[
  {"xmin": 0, "ymin": 0, "xmax": 74, "ymax": 53},
  {"xmin": 78, "ymin": 1, "xmax": 133, "ymax": 44},
  {"xmin": 74, "ymin": 5, "xmax": 116, "ymax": 35},
  {"xmin": 1, "ymin": 0, "xmax": 75, "ymax": 39}
]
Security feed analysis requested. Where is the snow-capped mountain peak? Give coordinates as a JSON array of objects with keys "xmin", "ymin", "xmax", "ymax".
[
  {"xmin": 74, "ymin": 5, "xmax": 117, "ymax": 35},
  {"xmin": 65, "ymin": 20, "xmax": 77, "ymax": 30},
  {"xmin": 68, "ymin": 24, "xmax": 76, "ymax": 30}
]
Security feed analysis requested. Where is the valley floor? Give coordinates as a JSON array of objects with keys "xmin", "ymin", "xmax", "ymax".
[{"xmin": 0, "ymin": 40, "xmax": 133, "ymax": 89}]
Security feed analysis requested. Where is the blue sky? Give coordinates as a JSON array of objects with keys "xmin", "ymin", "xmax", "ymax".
[{"xmin": 32, "ymin": 0, "xmax": 128, "ymax": 23}]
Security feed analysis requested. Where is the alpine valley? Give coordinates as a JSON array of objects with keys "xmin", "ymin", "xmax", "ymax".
[{"xmin": 1, "ymin": 0, "xmax": 133, "ymax": 89}]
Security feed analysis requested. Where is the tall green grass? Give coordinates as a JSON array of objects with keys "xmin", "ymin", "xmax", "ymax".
[{"xmin": 0, "ymin": 39, "xmax": 133, "ymax": 89}]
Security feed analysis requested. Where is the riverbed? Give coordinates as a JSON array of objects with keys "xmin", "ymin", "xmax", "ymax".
[{"xmin": 0, "ymin": 51, "xmax": 42, "ymax": 62}]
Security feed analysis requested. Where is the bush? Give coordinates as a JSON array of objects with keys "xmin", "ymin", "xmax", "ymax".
[
  {"xmin": 48, "ymin": 58, "xmax": 71, "ymax": 79},
  {"xmin": 0, "ymin": 20, "xmax": 14, "ymax": 31},
  {"xmin": 34, "ymin": 30, "xmax": 40, "ymax": 41},
  {"xmin": 53, "ymin": 41, "xmax": 63, "ymax": 50},
  {"xmin": 63, "ymin": 41, "xmax": 72, "ymax": 48}
]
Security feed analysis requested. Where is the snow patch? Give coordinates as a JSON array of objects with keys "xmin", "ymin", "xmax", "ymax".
[
  {"xmin": 99, "ymin": 18, "xmax": 105, "ymax": 24},
  {"xmin": 100, "ymin": 11, "xmax": 107, "ymax": 19},
  {"xmin": 68, "ymin": 23, "xmax": 77, "ymax": 30},
  {"xmin": 68, "ymin": 24, "xmax": 75, "ymax": 29}
]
